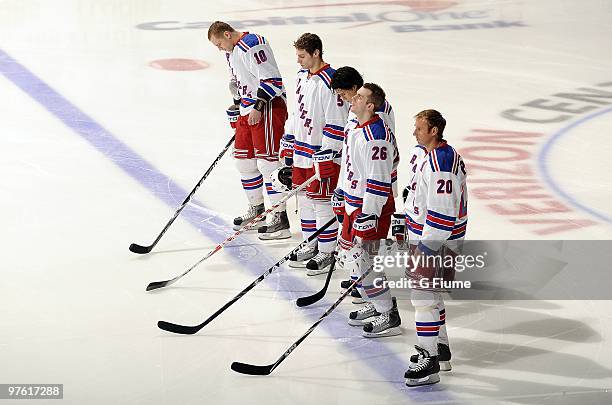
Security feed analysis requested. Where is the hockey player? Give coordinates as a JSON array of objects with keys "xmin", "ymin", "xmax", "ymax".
[
  {"xmin": 330, "ymin": 66, "xmax": 398, "ymax": 301},
  {"xmin": 208, "ymin": 21, "xmax": 290, "ymax": 239},
  {"xmin": 404, "ymin": 110, "xmax": 468, "ymax": 386},
  {"xmin": 279, "ymin": 33, "xmax": 349, "ymax": 275},
  {"xmin": 330, "ymin": 66, "xmax": 395, "ymax": 135},
  {"xmin": 337, "ymin": 83, "xmax": 401, "ymax": 338}
]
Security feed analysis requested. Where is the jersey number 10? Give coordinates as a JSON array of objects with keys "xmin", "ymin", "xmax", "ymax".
[{"xmin": 254, "ymin": 50, "xmax": 267, "ymax": 64}]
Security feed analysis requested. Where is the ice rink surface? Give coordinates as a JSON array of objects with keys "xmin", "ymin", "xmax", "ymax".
[{"xmin": 2, "ymin": 0, "xmax": 612, "ymax": 403}]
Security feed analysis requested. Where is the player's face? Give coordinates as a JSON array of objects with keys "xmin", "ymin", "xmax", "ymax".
[
  {"xmin": 296, "ymin": 49, "xmax": 316, "ymax": 70},
  {"xmin": 210, "ymin": 32, "xmax": 234, "ymax": 52},
  {"xmin": 335, "ymin": 86, "xmax": 357, "ymax": 103},
  {"xmin": 350, "ymin": 87, "xmax": 373, "ymax": 116},
  {"xmin": 414, "ymin": 117, "xmax": 437, "ymax": 146}
]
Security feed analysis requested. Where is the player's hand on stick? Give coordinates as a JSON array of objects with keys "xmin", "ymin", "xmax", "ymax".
[
  {"xmin": 226, "ymin": 104, "xmax": 239, "ymax": 129},
  {"xmin": 353, "ymin": 213, "xmax": 378, "ymax": 239},
  {"xmin": 279, "ymin": 134, "xmax": 295, "ymax": 167},
  {"xmin": 313, "ymin": 149, "xmax": 336, "ymax": 180}
]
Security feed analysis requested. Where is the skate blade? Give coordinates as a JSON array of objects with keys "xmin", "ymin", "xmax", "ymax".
[
  {"xmin": 362, "ymin": 326, "xmax": 402, "ymax": 338},
  {"xmin": 347, "ymin": 316, "xmax": 377, "ymax": 327},
  {"xmin": 233, "ymin": 222, "xmax": 265, "ymax": 231},
  {"xmin": 258, "ymin": 230, "xmax": 292, "ymax": 240},
  {"xmin": 306, "ymin": 266, "xmax": 332, "ymax": 276},
  {"xmin": 439, "ymin": 361, "xmax": 452, "ymax": 372},
  {"xmin": 405, "ymin": 373, "xmax": 440, "ymax": 386}
]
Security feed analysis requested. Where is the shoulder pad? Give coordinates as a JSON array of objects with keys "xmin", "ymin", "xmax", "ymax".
[
  {"xmin": 429, "ymin": 143, "xmax": 460, "ymax": 173},
  {"xmin": 316, "ymin": 66, "xmax": 336, "ymax": 89},
  {"xmin": 236, "ymin": 33, "xmax": 267, "ymax": 52},
  {"xmin": 376, "ymin": 99, "xmax": 393, "ymax": 115},
  {"xmin": 362, "ymin": 118, "xmax": 392, "ymax": 142}
]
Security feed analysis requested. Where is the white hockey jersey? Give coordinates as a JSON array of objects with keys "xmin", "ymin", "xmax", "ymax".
[
  {"xmin": 342, "ymin": 99, "xmax": 398, "ymax": 195},
  {"xmin": 403, "ymin": 144, "xmax": 428, "ymax": 242},
  {"xmin": 226, "ymin": 32, "xmax": 285, "ymax": 115},
  {"xmin": 410, "ymin": 142, "xmax": 468, "ymax": 253},
  {"xmin": 340, "ymin": 115, "xmax": 399, "ymax": 217},
  {"xmin": 285, "ymin": 64, "xmax": 349, "ymax": 169}
]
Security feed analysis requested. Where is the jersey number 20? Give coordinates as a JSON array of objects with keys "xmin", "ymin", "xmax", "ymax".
[{"xmin": 436, "ymin": 179, "xmax": 452, "ymax": 194}]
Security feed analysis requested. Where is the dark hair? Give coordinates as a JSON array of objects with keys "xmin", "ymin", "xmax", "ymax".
[
  {"xmin": 331, "ymin": 66, "xmax": 363, "ymax": 90},
  {"xmin": 362, "ymin": 83, "xmax": 386, "ymax": 111},
  {"xmin": 293, "ymin": 33, "xmax": 323, "ymax": 57},
  {"xmin": 207, "ymin": 21, "xmax": 235, "ymax": 39},
  {"xmin": 415, "ymin": 109, "xmax": 446, "ymax": 139}
]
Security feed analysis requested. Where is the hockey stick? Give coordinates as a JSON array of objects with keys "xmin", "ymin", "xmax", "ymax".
[
  {"xmin": 295, "ymin": 253, "xmax": 336, "ymax": 307},
  {"xmin": 146, "ymin": 174, "xmax": 318, "ymax": 291},
  {"xmin": 231, "ymin": 265, "xmax": 373, "ymax": 375},
  {"xmin": 157, "ymin": 218, "xmax": 336, "ymax": 335},
  {"xmin": 129, "ymin": 135, "xmax": 236, "ymax": 254}
]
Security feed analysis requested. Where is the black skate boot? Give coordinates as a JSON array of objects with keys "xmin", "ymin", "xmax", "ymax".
[
  {"xmin": 348, "ymin": 302, "xmax": 379, "ymax": 326},
  {"xmin": 405, "ymin": 346, "xmax": 440, "ymax": 386},
  {"xmin": 306, "ymin": 251, "xmax": 333, "ymax": 276},
  {"xmin": 362, "ymin": 297, "xmax": 401, "ymax": 338},
  {"xmin": 258, "ymin": 211, "xmax": 291, "ymax": 240},
  {"xmin": 409, "ymin": 343, "xmax": 452, "ymax": 371},
  {"xmin": 233, "ymin": 203, "xmax": 265, "ymax": 231},
  {"xmin": 288, "ymin": 244, "xmax": 318, "ymax": 268}
]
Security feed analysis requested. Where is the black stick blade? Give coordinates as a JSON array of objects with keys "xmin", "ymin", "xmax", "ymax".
[
  {"xmin": 146, "ymin": 280, "xmax": 170, "ymax": 291},
  {"xmin": 231, "ymin": 362, "xmax": 273, "ymax": 376},
  {"xmin": 296, "ymin": 291, "xmax": 324, "ymax": 307},
  {"xmin": 157, "ymin": 321, "xmax": 201, "ymax": 335},
  {"xmin": 129, "ymin": 243, "xmax": 152, "ymax": 254},
  {"xmin": 296, "ymin": 257, "xmax": 335, "ymax": 307}
]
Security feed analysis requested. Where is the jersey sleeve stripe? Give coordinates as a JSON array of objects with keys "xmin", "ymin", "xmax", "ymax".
[
  {"xmin": 426, "ymin": 218, "xmax": 454, "ymax": 231},
  {"xmin": 427, "ymin": 210, "xmax": 456, "ymax": 222}
]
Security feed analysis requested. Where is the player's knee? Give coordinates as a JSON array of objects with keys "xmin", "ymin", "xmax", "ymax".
[
  {"xmin": 411, "ymin": 290, "xmax": 437, "ymax": 310},
  {"xmin": 256, "ymin": 158, "xmax": 281, "ymax": 178},
  {"xmin": 235, "ymin": 158, "xmax": 258, "ymax": 174}
]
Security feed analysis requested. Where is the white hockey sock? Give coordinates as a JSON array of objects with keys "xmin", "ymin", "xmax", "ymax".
[
  {"xmin": 437, "ymin": 298, "xmax": 449, "ymax": 346},
  {"xmin": 362, "ymin": 259, "xmax": 392, "ymax": 313},
  {"xmin": 350, "ymin": 241, "xmax": 392, "ymax": 313},
  {"xmin": 257, "ymin": 159, "xmax": 285, "ymax": 210},
  {"xmin": 298, "ymin": 193, "xmax": 316, "ymax": 245},
  {"xmin": 412, "ymin": 290, "xmax": 440, "ymax": 356},
  {"xmin": 313, "ymin": 200, "xmax": 337, "ymax": 254},
  {"xmin": 235, "ymin": 158, "xmax": 264, "ymax": 206}
]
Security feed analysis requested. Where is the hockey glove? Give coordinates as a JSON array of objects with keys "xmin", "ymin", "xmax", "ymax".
[
  {"xmin": 279, "ymin": 134, "xmax": 295, "ymax": 167},
  {"xmin": 226, "ymin": 104, "xmax": 240, "ymax": 129},
  {"xmin": 353, "ymin": 213, "xmax": 378, "ymax": 240},
  {"xmin": 402, "ymin": 185, "xmax": 410, "ymax": 203},
  {"xmin": 331, "ymin": 188, "xmax": 345, "ymax": 223},
  {"xmin": 313, "ymin": 149, "xmax": 336, "ymax": 180},
  {"xmin": 391, "ymin": 213, "xmax": 407, "ymax": 242}
]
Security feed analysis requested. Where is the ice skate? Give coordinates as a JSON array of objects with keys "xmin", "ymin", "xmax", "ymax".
[
  {"xmin": 258, "ymin": 211, "xmax": 291, "ymax": 240},
  {"xmin": 288, "ymin": 244, "xmax": 318, "ymax": 268},
  {"xmin": 362, "ymin": 297, "xmax": 401, "ymax": 338},
  {"xmin": 233, "ymin": 203, "xmax": 265, "ymax": 231},
  {"xmin": 348, "ymin": 302, "xmax": 379, "ymax": 326},
  {"xmin": 306, "ymin": 251, "xmax": 333, "ymax": 276},
  {"xmin": 405, "ymin": 346, "xmax": 440, "ymax": 386},
  {"xmin": 409, "ymin": 343, "xmax": 452, "ymax": 371},
  {"xmin": 351, "ymin": 288, "xmax": 366, "ymax": 304}
]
